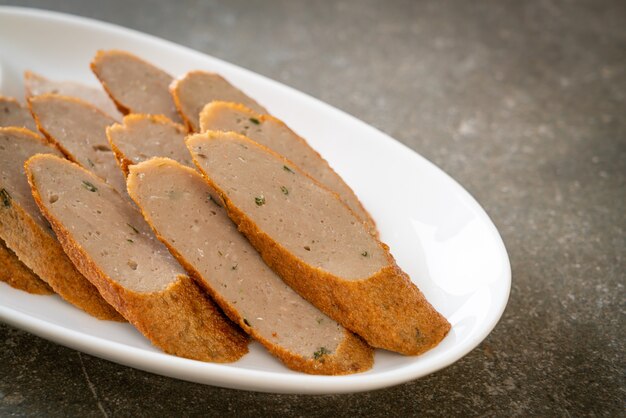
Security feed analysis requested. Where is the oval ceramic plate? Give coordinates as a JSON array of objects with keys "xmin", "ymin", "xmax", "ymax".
[{"xmin": 0, "ymin": 6, "xmax": 510, "ymax": 394}]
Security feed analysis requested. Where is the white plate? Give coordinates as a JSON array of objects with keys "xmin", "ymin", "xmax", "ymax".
[{"xmin": 0, "ymin": 6, "xmax": 511, "ymax": 394}]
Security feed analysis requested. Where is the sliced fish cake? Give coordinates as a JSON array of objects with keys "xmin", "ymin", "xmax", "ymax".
[
  {"xmin": 90, "ymin": 50, "xmax": 182, "ymax": 123},
  {"xmin": 0, "ymin": 97, "xmax": 51, "ymax": 294},
  {"xmin": 200, "ymin": 101, "xmax": 377, "ymax": 235},
  {"xmin": 127, "ymin": 158, "xmax": 373, "ymax": 374},
  {"xmin": 0, "ymin": 127, "xmax": 122, "ymax": 320},
  {"xmin": 171, "ymin": 71, "xmax": 267, "ymax": 132},
  {"xmin": 26, "ymin": 154, "xmax": 248, "ymax": 362},
  {"xmin": 187, "ymin": 131, "xmax": 451, "ymax": 355},
  {"xmin": 28, "ymin": 94, "xmax": 127, "ymax": 194},
  {"xmin": 106, "ymin": 114, "xmax": 192, "ymax": 175},
  {"xmin": 24, "ymin": 70, "xmax": 122, "ymax": 119},
  {"xmin": 0, "ymin": 96, "xmax": 37, "ymax": 131}
]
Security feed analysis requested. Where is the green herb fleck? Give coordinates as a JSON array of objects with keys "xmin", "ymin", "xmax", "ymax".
[
  {"xmin": 207, "ymin": 194, "xmax": 222, "ymax": 207},
  {"xmin": 249, "ymin": 117, "xmax": 260, "ymax": 125},
  {"xmin": 313, "ymin": 347, "xmax": 330, "ymax": 361},
  {"xmin": 127, "ymin": 223, "xmax": 139, "ymax": 234},
  {"xmin": 243, "ymin": 318, "xmax": 251, "ymax": 327},
  {"xmin": 283, "ymin": 165, "xmax": 294, "ymax": 173},
  {"xmin": 127, "ymin": 239, "xmax": 134, "ymax": 243},
  {"xmin": 82, "ymin": 181, "xmax": 97, "ymax": 192},
  {"xmin": 231, "ymin": 263, "xmax": 238, "ymax": 270},
  {"xmin": 280, "ymin": 186, "xmax": 289, "ymax": 195},
  {"xmin": 316, "ymin": 318, "xmax": 324, "ymax": 325},
  {"xmin": 361, "ymin": 251, "xmax": 368, "ymax": 257},
  {"xmin": 217, "ymin": 250, "xmax": 223, "ymax": 256},
  {"xmin": 255, "ymin": 195, "xmax": 265, "ymax": 206},
  {"xmin": 0, "ymin": 188, "xmax": 11, "ymax": 208},
  {"xmin": 87, "ymin": 158, "xmax": 95, "ymax": 167}
]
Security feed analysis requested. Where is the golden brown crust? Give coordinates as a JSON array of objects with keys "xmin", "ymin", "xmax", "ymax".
[
  {"xmin": 188, "ymin": 132, "xmax": 451, "ymax": 355},
  {"xmin": 199, "ymin": 101, "xmax": 378, "ymax": 236},
  {"xmin": 0, "ymin": 239, "xmax": 52, "ymax": 295},
  {"xmin": 169, "ymin": 76, "xmax": 194, "ymax": 133},
  {"xmin": 26, "ymin": 154, "xmax": 249, "ymax": 362},
  {"xmin": 126, "ymin": 160, "xmax": 373, "ymax": 373}
]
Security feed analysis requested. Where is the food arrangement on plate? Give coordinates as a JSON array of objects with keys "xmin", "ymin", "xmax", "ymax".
[{"xmin": 0, "ymin": 50, "xmax": 451, "ymax": 375}]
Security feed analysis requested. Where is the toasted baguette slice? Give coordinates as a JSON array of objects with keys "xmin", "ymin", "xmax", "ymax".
[
  {"xmin": 28, "ymin": 94, "xmax": 127, "ymax": 194},
  {"xmin": 106, "ymin": 114, "xmax": 192, "ymax": 176},
  {"xmin": 0, "ymin": 239, "xmax": 52, "ymax": 295},
  {"xmin": 0, "ymin": 96, "xmax": 37, "ymax": 132},
  {"xmin": 187, "ymin": 131, "xmax": 451, "ymax": 355},
  {"xmin": 24, "ymin": 70, "xmax": 122, "ymax": 119},
  {"xmin": 26, "ymin": 154, "xmax": 249, "ymax": 361},
  {"xmin": 171, "ymin": 71, "xmax": 267, "ymax": 132},
  {"xmin": 0, "ymin": 127, "xmax": 122, "ymax": 320},
  {"xmin": 200, "ymin": 101, "xmax": 377, "ymax": 235},
  {"xmin": 90, "ymin": 50, "xmax": 182, "ymax": 123},
  {"xmin": 127, "ymin": 158, "xmax": 373, "ymax": 374}
]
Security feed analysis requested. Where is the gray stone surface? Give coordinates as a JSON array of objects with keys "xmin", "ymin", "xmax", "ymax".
[{"xmin": 0, "ymin": 0, "xmax": 624, "ymax": 416}]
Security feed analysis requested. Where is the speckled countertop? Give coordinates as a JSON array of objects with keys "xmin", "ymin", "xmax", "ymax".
[{"xmin": 0, "ymin": 0, "xmax": 624, "ymax": 416}]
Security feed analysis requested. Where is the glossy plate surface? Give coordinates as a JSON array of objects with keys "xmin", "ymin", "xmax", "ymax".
[{"xmin": 0, "ymin": 6, "xmax": 510, "ymax": 394}]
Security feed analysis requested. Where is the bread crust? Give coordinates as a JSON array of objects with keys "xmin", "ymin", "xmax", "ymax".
[
  {"xmin": 26, "ymin": 154, "xmax": 249, "ymax": 362},
  {"xmin": 188, "ymin": 132, "xmax": 451, "ymax": 355},
  {"xmin": 127, "ymin": 158, "xmax": 373, "ymax": 374},
  {"xmin": 0, "ymin": 239, "xmax": 52, "ymax": 295}
]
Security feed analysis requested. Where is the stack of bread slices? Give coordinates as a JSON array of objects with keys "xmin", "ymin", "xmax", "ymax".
[{"xmin": 0, "ymin": 50, "xmax": 450, "ymax": 375}]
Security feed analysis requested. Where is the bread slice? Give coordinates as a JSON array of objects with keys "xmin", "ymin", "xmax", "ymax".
[
  {"xmin": 90, "ymin": 50, "xmax": 182, "ymax": 123},
  {"xmin": 127, "ymin": 158, "xmax": 373, "ymax": 374},
  {"xmin": 170, "ymin": 71, "xmax": 267, "ymax": 132},
  {"xmin": 0, "ymin": 96, "xmax": 37, "ymax": 132},
  {"xmin": 0, "ymin": 127, "xmax": 122, "ymax": 320},
  {"xmin": 25, "ymin": 154, "xmax": 249, "ymax": 361},
  {"xmin": 0, "ymin": 239, "xmax": 52, "ymax": 295},
  {"xmin": 200, "ymin": 101, "xmax": 377, "ymax": 236},
  {"xmin": 28, "ymin": 94, "xmax": 127, "ymax": 194},
  {"xmin": 106, "ymin": 114, "xmax": 192, "ymax": 176},
  {"xmin": 187, "ymin": 131, "xmax": 451, "ymax": 355},
  {"xmin": 24, "ymin": 70, "xmax": 122, "ymax": 119}
]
